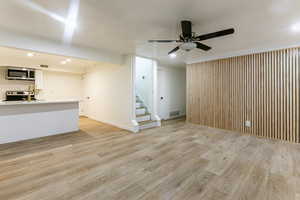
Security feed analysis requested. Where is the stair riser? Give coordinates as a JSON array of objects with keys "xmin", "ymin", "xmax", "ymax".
[
  {"xmin": 136, "ymin": 115, "xmax": 151, "ymax": 122},
  {"xmin": 136, "ymin": 108, "xmax": 146, "ymax": 115},
  {"xmin": 139, "ymin": 122, "xmax": 158, "ymax": 130},
  {"xmin": 136, "ymin": 103, "xmax": 142, "ymax": 108}
]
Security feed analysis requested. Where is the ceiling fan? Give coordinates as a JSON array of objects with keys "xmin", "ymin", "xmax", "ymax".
[{"xmin": 149, "ymin": 20, "xmax": 235, "ymax": 55}]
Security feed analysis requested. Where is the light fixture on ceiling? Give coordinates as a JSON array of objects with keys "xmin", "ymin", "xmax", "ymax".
[
  {"xmin": 27, "ymin": 53, "xmax": 34, "ymax": 57},
  {"xmin": 180, "ymin": 42, "xmax": 197, "ymax": 51},
  {"xmin": 291, "ymin": 23, "xmax": 300, "ymax": 32},
  {"xmin": 61, "ymin": 61, "xmax": 67, "ymax": 65},
  {"xmin": 169, "ymin": 53, "xmax": 177, "ymax": 58}
]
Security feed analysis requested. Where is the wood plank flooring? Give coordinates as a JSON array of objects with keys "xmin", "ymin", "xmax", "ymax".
[{"xmin": 0, "ymin": 117, "xmax": 299, "ymax": 200}]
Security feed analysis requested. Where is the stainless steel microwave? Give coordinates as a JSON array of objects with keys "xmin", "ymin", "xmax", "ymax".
[{"xmin": 6, "ymin": 67, "xmax": 35, "ymax": 81}]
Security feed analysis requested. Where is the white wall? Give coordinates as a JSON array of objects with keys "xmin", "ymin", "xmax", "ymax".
[
  {"xmin": 39, "ymin": 71, "xmax": 83, "ymax": 101},
  {"xmin": 82, "ymin": 56, "xmax": 135, "ymax": 131},
  {"xmin": 135, "ymin": 57, "xmax": 153, "ymax": 113},
  {"xmin": 38, "ymin": 71, "xmax": 84, "ymax": 113},
  {"xmin": 157, "ymin": 66, "xmax": 186, "ymax": 120}
]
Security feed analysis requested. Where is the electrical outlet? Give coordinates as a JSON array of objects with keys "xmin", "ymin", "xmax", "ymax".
[{"xmin": 245, "ymin": 121, "xmax": 251, "ymax": 127}]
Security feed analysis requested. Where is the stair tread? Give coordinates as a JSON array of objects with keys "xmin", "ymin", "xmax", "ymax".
[
  {"xmin": 139, "ymin": 120, "xmax": 156, "ymax": 125},
  {"xmin": 136, "ymin": 113, "xmax": 150, "ymax": 117},
  {"xmin": 136, "ymin": 107, "xmax": 146, "ymax": 110}
]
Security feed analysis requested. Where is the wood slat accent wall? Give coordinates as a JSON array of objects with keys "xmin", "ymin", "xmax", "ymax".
[{"xmin": 187, "ymin": 47, "xmax": 300, "ymax": 143}]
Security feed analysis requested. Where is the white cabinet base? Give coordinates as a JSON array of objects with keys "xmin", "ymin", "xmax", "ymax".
[{"xmin": 0, "ymin": 101, "xmax": 79, "ymax": 144}]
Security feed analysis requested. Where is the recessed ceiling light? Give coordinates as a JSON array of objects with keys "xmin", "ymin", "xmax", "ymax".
[
  {"xmin": 169, "ymin": 53, "xmax": 176, "ymax": 58},
  {"xmin": 291, "ymin": 23, "xmax": 300, "ymax": 32},
  {"xmin": 61, "ymin": 61, "xmax": 67, "ymax": 65},
  {"xmin": 27, "ymin": 53, "xmax": 34, "ymax": 57},
  {"xmin": 66, "ymin": 58, "xmax": 71, "ymax": 62}
]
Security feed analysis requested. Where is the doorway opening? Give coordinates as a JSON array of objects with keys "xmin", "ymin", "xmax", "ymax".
[{"xmin": 134, "ymin": 56, "xmax": 160, "ymax": 130}]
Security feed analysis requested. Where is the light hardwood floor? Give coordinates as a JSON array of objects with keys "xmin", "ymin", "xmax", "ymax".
[{"xmin": 0, "ymin": 117, "xmax": 299, "ymax": 200}]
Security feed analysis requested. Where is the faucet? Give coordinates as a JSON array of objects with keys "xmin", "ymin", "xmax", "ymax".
[{"xmin": 27, "ymin": 85, "xmax": 35, "ymax": 101}]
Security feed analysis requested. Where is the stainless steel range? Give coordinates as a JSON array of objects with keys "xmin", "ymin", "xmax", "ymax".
[{"xmin": 5, "ymin": 91, "xmax": 36, "ymax": 101}]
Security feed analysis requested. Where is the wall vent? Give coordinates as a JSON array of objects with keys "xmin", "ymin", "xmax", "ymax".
[
  {"xmin": 170, "ymin": 111, "xmax": 180, "ymax": 117},
  {"xmin": 40, "ymin": 64, "xmax": 49, "ymax": 68}
]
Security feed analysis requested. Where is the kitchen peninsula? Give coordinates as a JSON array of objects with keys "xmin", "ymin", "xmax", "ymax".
[{"xmin": 0, "ymin": 100, "xmax": 79, "ymax": 144}]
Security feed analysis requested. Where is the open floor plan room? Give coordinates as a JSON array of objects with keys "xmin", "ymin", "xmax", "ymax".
[{"xmin": 1, "ymin": 0, "xmax": 300, "ymax": 199}]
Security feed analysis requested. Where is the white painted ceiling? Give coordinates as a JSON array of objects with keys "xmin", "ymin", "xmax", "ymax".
[
  {"xmin": 0, "ymin": 46, "xmax": 96, "ymax": 73},
  {"xmin": 0, "ymin": 0, "xmax": 300, "ymax": 66}
]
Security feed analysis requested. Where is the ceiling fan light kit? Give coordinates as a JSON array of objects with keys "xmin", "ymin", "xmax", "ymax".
[
  {"xmin": 180, "ymin": 42, "xmax": 197, "ymax": 51},
  {"xmin": 149, "ymin": 20, "xmax": 235, "ymax": 55}
]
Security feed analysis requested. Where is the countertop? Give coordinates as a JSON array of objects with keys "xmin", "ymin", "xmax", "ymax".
[{"xmin": 0, "ymin": 99, "xmax": 80, "ymax": 106}]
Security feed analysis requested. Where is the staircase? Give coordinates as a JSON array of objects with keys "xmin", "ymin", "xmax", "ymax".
[{"xmin": 136, "ymin": 96, "xmax": 159, "ymax": 130}]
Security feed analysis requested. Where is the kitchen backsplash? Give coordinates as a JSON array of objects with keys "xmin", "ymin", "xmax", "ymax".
[{"xmin": 0, "ymin": 68, "xmax": 32, "ymax": 100}]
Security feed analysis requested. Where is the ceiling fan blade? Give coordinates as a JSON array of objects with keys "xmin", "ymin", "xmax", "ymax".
[
  {"xmin": 196, "ymin": 28, "xmax": 235, "ymax": 41},
  {"xmin": 195, "ymin": 42, "xmax": 211, "ymax": 51},
  {"xmin": 148, "ymin": 40, "xmax": 178, "ymax": 43},
  {"xmin": 180, "ymin": 35, "xmax": 184, "ymax": 41},
  {"xmin": 168, "ymin": 46, "xmax": 180, "ymax": 55},
  {"xmin": 181, "ymin": 20, "xmax": 192, "ymax": 38}
]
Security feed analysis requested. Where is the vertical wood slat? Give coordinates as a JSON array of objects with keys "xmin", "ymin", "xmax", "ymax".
[
  {"xmin": 280, "ymin": 50, "xmax": 284, "ymax": 140},
  {"xmin": 187, "ymin": 47, "xmax": 300, "ymax": 143},
  {"xmin": 296, "ymin": 49, "xmax": 299, "ymax": 142},
  {"xmin": 294, "ymin": 50, "xmax": 296, "ymax": 142}
]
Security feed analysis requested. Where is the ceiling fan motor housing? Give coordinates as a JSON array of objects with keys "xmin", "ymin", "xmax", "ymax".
[{"xmin": 181, "ymin": 21, "xmax": 192, "ymax": 38}]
